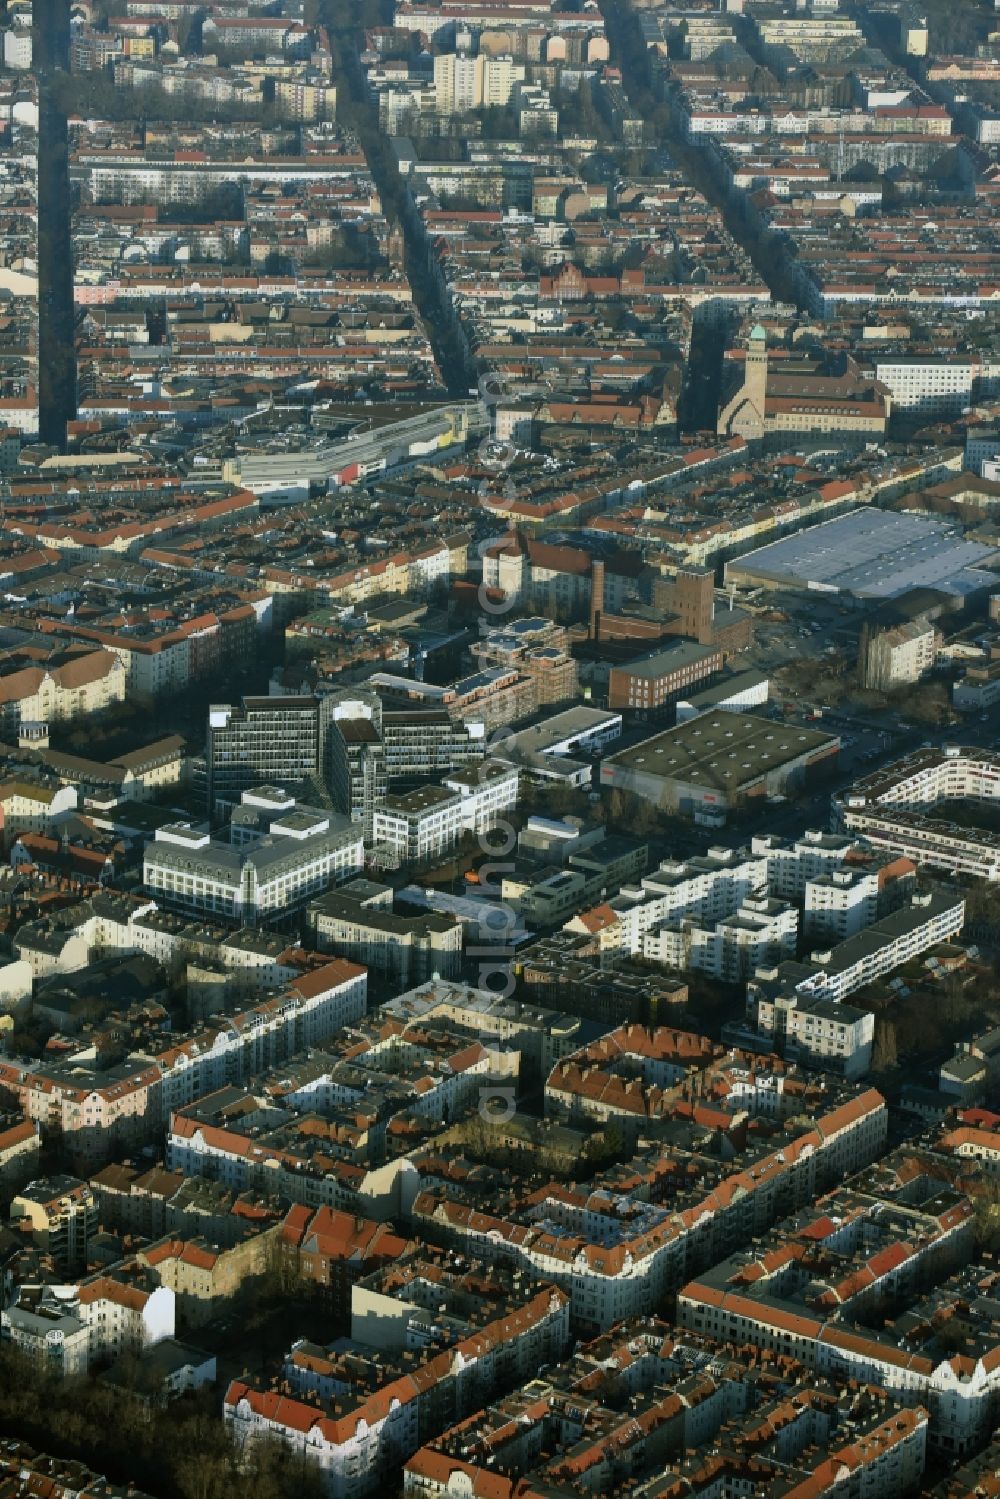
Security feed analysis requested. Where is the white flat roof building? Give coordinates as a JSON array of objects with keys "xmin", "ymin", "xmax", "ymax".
[
  {"xmin": 372, "ymin": 761, "xmax": 518, "ymax": 868},
  {"xmin": 496, "ymin": 706, "xmax": 623, "ymax": 760},
  {"xmin": 834, "ymin": 745, "xmax": 1000, "ymax": 879},
  {"xmin": 144, "ymin": 791, "xmax": 364, "ymax": 924}
]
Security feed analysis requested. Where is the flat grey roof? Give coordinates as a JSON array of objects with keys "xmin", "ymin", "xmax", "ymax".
[
  {"xmin": 499, "ymin": 706, "xmax": 622, "ymax": 757},
  {"xmin": 383, "ymin": 784, "xmax": 455, "ymax": 816},
  {"xmin": 605, "ymin": 711, "xmax": 838, "ymax": 791},
  {"xmin": 145, "ymin": 815, "xmax": 359, "ymax": 880},
  {"xmin": 614, "ymin": 640, "xmax": 720, "ymax": 679},
  {"xmin": 681, "ymin": 669, "xmax": 769, "ymax": 707},
  {"xmin": 729, "ymin": 508, "xmax": 999, "ymax": 600}
]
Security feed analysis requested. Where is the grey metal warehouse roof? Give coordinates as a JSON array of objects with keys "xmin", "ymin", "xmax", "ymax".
[{"xmin": 729, "ymin": 508, "xmax": 999, "ymax": 600}]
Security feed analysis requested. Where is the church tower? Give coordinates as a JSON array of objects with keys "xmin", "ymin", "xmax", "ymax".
[
  {"xmin": 716, "ymin": 323, "xmax": 768, "ymax": 439},
  {"xmin": 745, "ymin": 323, "xmax": 769, "ymax": 410}
]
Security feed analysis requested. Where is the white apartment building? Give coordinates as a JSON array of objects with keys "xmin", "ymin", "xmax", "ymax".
[
  {"xmin": 685, "ymin": 18, "xmax": 738, "ymax": 59},
  {"xmin": 753, "ymin": 830, "xmax": 859, "ymax": 900},
  {"xmin": 807, "ymin": 891, "xmax": 965, "ymax": 1002},
  {"xmin": 751, "ymin": 888, "xmax": 964, "ymax": 1017},
  {"xmin": 954, "ymin": 657, "xmax": 1000, "ymax": 713},
  {"xmin": 4, "ymin": 1277, "xmax": 175, "ymax": 1375},
  {"xmin": 643, "ymin": 896, "xmax": 798, "ymax": 981},
  {"xmin": 166, "ymin": 1109, "xmax": 359, "ymax": 1206},
  {"xmin": 392, "ymin": 0, "xmax": 595, "ymax": 35},
  {"xmin": 839, "ymin": 810, "xmax": 1000, "ymax": 880},
  {"xmin": 444, "ymin": 762, "xmax": 519, "ymax": 832},
  {"xmin": 373, "ymin": 787, "xmax": 466, "ymax": 867},
  {"xmin": 743, "ymin": 890, "xmax": 964, "ymax": 1076},
  {"xmin": 685, "ymin": 109, "xmax": 771, "ymax": 137},
  {"xmin": 588, "ymin": 846, "xmax": 771, "ymax": 955},
  {"xmin": 679, "ymin": 1272, "xmax": 986, "ymax": 1456},
  {"xmin": 413, "ymin": 1088, "xmax": 888, "ymax": 1330},
  {"xmin": 965, "ymin": 426, "xmax": 1000, "ymax": 473},
  {"xmin": 188, "ymin": 951, "xmax": 364, "ymax": 1061},
  {"xmin": 748, "ymin": 987, "xmax": 875, "ymax": 1079},
  {"xmin": 859, "ymin": 748, "xmax": 1000, "ymax": 808},
  {"xmin": 433, "ymin": 51, "xmax": 521, "ymax": 113},
  {"xmin": 3, "ymin": 27, "xmax": 31, "ymax": 68},
  {"xmin": 154, "ymin": 961, "xmax": 368, "ymax": 1124},
  {"xmin": 803, "ymin": 867, "xmax": 880, "ymax": 941},
  {"xmin": 0, "ymin": 1119, "xmax": 39, "ymax": 1193},
  {"xmin": 6, "ymin": 959, "xmax": 369, "ymax": 1165},
  {"xmin": 0, "ymin": 777, "xmax": 78, "ymax": 846},
  {"xmin": 834, "ymin": 746, "xmax": 1000, "ymax": 879},
  {"xmin": 225, "ymin": 1285, "xmax": 569, "ymax": 1499},
  {"xmin": 873, "ymin": 357, "xmax": 1000, "ymax": 418},
  {"xmin": 144, "ymin": 799, "xmax": 364, "ymax": 925},
  {"xmin": 377, "ymin": 83, "xmax": 434, "ymax": 133},
  {"xmin": 12, "ymin": 892, "xmax": 300, "ymax": 991},
  {"xmin": 515, "ymin": 84, "xmax": 558, "ymax": 137},
  {"xmin": 372, "ymin": 761, "xmax": 518, "ymax": 868},
  {"xmin": 308, "ymin": 888, "xmax": 463, "ymax": 986},
  {"xmin": 379, "ymin": 980, "xmax": 581, "ymax": 1079},
  {"xmin": 755, "ymin": 15, "xmax": 863, "ymax": 60},
  {"xmin": 0, "ymin": 650, "xmax": 126, "ymax": 730},
  {"xmin": 82, "ymin": 158, "xmax": 358, "ymax": 207},
  {"xmin": 859, "ymin": 617, "xmax": 937, "ymax": 691}
]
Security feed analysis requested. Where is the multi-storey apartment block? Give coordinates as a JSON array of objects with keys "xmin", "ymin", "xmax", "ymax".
[{"xmin": 834, "ymin": 747, "xmax": 1000, "ymax": 879}]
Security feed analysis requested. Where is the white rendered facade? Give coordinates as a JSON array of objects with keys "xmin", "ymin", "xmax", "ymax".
[
  {"xmin": 834, "ymin": 747, "xmax": 1000, "ymax": 879},
  {"xmin": 372, "ymin": 762, "xmax": 518, "ymax": 866},
  {"xmin": 642, "ymin": 897, "xmax": 798, "ymax": 981},
  {"xmin": 144, "ymin": 806, "xmax": 364, "ymax": 924}
]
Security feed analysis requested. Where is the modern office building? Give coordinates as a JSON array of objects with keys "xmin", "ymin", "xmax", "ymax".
[
  {"xmin": 372, "ymin": 762, "xmax": 518, "ymax": 868},
  {"xmin": 381, "ymin": 708, "xmax": 485, "ymax": 781},
  {"xmin": 206, "ymin": 696, "xmax": 320, "ymax": 812},
  {"xmin": 325, "ymin": 710, "xmax": 388, "ymax": 840},
  {"xmin": 144, "ymin": 790, "xmax": 364, "ymax": 925},
  {"xmin": 206, "ymin": 691, "xmax": 487, "ymax": 831}
]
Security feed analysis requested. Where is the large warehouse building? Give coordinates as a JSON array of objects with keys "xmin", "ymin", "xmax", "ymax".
[
  {"xmin": 725, "ymin": 508, "xmax": 999, "ymax": 603},
  {"xmin": 601, "ymin": 711, "xmax": 839, "ymax": 817}
]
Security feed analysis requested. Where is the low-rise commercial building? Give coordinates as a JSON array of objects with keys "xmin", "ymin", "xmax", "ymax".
[{"xmin": 601, "ymin": 712, "xmax": 839, "ymax": 818}]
